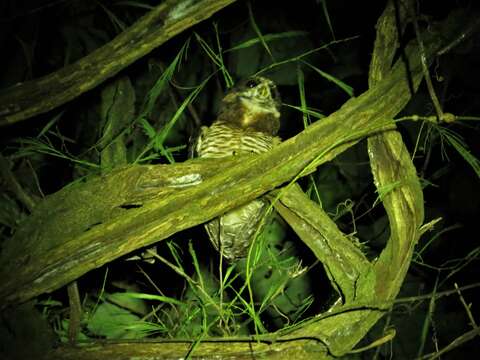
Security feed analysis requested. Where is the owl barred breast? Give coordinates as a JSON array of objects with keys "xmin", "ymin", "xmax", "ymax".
[{"xmin": 193, "ymin": 76, "xmax": 282, "ymax": 261}]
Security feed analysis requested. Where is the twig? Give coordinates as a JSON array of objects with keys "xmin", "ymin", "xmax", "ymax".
[
  {"xmin": 454, "ymin": 283, "xmax": 478, "ymax": 328},
  {"xmin": 437, "ymin": 17, "xmax": 480, "ymax": 56},
  {"xmin": 417, "ymin": 327, "xmax": 480, "ymax": 360},
  {"xmin": 67, "ymin": 281, "xmax": 82, "ymax": 344},
  {"xmin": 409, "ymin": 1, "xmax": 444, "ymax": 121},
  {"xmin": 0, "ymin": 155, "xmax": 37, "ymax": 212}
]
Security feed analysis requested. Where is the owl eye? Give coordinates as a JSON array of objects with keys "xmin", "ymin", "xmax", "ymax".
[{"xmin": 245, "ymin": 79, "xmax": 259, "ymax": 88}]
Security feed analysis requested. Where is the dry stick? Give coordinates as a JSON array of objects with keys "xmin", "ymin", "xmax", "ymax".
[
  {"xmin": 437, "ymin": 17, "xmax": 480, "ymax": 56},
  {"xmin": 454, "ymin": 283, "xmax": 478, "ymax": 328},
  {"xmin": 395, "ymin": 282, "xmax": 480, "ymax": 304},
  {"xmin": 409, "ymin": 1, "xmax": 444, "ymax": 121},
  {"xmin": 67, "ymin": 281, "xmax": 82, "ymax": 344},
  {"xmin": 418, "ymin": 327, "xmax": 480, "ymax": 360},
  {"xmin": 0, "ymin": 155, "xmax": 37, "ymax": 212}
]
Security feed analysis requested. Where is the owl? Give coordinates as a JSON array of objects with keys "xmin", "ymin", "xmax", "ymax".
[{"xmin": 192, "ymin": 76, "xmax": 282, "ymax": 261}]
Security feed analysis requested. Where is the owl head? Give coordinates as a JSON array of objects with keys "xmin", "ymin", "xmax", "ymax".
[{"xmin": 217, "ymin": 76, "xmax": 281, "ymax": 135}]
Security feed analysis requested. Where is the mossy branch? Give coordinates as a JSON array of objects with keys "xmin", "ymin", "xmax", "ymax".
[
  {"xmin": 273, "ymin": 184, "xmax": 371, "ymax": 304},
  {"xmin": 0, "ymin": 0, "xmax": 237, "ymax": 126},
  {"xmin": 0, "ymin": 5, "xmax": 443, "ymax": 306},
  {"xmin": 0, "ymin": 1, "xmax": 467, "ymax": 358}
]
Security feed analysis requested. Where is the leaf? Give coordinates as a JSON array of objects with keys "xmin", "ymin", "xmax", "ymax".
[
  {"xmin": 301, "ymin": 60, "xmax": 354, "ymax": 97},
  {"xmin": 226, "ymin": 31, "xmax": 308, "ymax": 52}
]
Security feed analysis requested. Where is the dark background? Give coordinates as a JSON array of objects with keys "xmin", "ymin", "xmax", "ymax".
[{"xmin": 1, "ymin": 0, "xmax": 479, "ymax": 358}]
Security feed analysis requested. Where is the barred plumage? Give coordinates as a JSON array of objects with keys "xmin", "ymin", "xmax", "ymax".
[
  {"xmin": 196, "ymin": 122, "xmax": 275, "ymax": 158},
  {"xmin": 193, "ymin": 76, "xmax": 281, "ymax": 261}
]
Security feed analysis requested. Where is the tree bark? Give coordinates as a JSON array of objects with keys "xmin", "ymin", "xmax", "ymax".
[
  {"xmin": 0, "ymin": 0, "xmax": 237, "ymax": 126},
  {"xmin": 0, "ymin": 2, "xmax": 447, "ymax": 307},
  {"xmin": 0, "ymin": 1, "xmax": 468, "ymax": 358}
]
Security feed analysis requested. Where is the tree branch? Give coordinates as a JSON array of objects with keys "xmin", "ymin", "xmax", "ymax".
[
  {"xmin": 0, "ymin": 2, "xmax": 467, "ymax": 358},
  {"xmin": 0, "ymin": 10, "xmax": 441, "ymax": 305},
  {"xmin": 0, "ymin": 0, "xmax": 237, "ymax": 126}
]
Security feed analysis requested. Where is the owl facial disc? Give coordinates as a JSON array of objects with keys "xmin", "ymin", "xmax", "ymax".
[
  {"xmin": 217, "ymin": 76, "xmax": 281, "ymax": 135},
  {"xmin": 238, "ymin": 76, "xmax": 280, "ymax": 116}
]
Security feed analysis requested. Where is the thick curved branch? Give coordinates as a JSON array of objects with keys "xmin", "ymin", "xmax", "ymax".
[
  {"xmin": 273, "ymin": 185, "xmax": 371, "ymax": 303},
  {"xmin": 0, "ymin": 0, "xmax": 237, "ymax": 126},
  {"xmin": 281, "ymin": 1, "xmax": 441, "ymax": 356},
  {"xmin": 0, "ymin": 11, "xmax": 441, "ymax": 306},
  {"xmin": 5, "ymin": 2, "xmax": 465, "ymax": 360},
  {"xmin": 42, "ymin": 339, "xmax": 327, "ymax": 360}
]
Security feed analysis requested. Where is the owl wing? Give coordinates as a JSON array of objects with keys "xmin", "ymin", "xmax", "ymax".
[
  {"xmin": 188, "ymin": 125, "xmax": 209, "ymax": 159},
  {"xmin": 205, "ymin": 199, "xmax": 268, "ymax": 261}
]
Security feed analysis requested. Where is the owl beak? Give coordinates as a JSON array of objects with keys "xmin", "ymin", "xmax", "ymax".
[
  {"xmin": 256, "ymin": 85, "xmax": 275, "ymax": 104},
  {"xmin": 258, "ymin": 83, "xmax": 270, "ymax": 99}
]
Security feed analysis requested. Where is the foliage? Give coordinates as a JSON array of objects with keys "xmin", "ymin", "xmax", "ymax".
[{"xmin": 0, "ymin": 0, "xmax": 480, "ymax": 359}]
